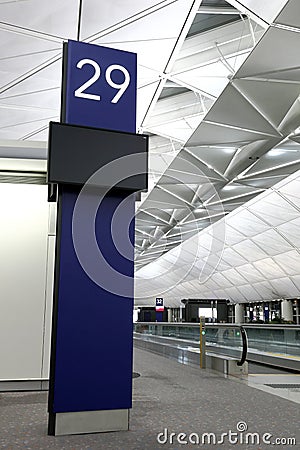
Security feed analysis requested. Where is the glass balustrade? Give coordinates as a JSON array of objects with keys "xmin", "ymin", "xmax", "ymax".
[{"xmin": 134, "ymin": 323, "xmax": 300, "ymax": 363}]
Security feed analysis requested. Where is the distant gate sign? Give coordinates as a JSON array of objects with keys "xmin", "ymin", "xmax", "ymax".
[
  {"xmin": 62, "ymin": 39, "xmax": 137, "ymax": 133},
  {"xmin": 156, "ymin": 298, "xmax": 164, "ymax": 312}
]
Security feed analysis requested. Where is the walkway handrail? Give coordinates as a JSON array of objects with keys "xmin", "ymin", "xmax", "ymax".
[{"xmin": 237, "ymin": 326, "xmax": 248, "ymax": 366}]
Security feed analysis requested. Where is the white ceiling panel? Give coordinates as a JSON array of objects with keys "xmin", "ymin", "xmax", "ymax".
[
  {"xmin": 272, "ymin": 250, "xmax": 300, "ymax": 276},
  {"xmin": 235, "ymin": 284, "xmax": 262, "ymax": 301},
  {"xmin": 253, "ymin": 257, "xmax": 287, "ymax": 279},
  {"xmin": 249, "ymin": 191, "xmax": 300, "ymax": 226},
  {"xmin": 268, "ymin": 277, "xmax": 300, "ymax": 298},
  {"xmin": 233, "ymin": 0, "xmax": 288, "ymax": 24},
  {"xmin": 80, "ymin": 0, "xmax": 165, "ymax": 40},
  {"xmin": 233, "ymin": 240, "xmax": 268, "ymax": 262},
  {"xmin": 235, "ymin": 263, "xmax": 266, "ymax": 283},
  {"xmin": 251, "ymin": 229, "xmax": 293, "ymax": 255},
  {"xmin": 279, "ymin": 175, "xmax": 300, "ymax": 197},
  {"xmin": 0, "ymin": 0, "xmax": 79, "ymax": 38},
  {"xmin": 276, "ymin": 217, "xmax": 300, "ymax": 247},
  {"xmin": 221, "ymin": 247, "xmax": 248, "ymax": 266},
  {"xmin": 224, "ymin": 224, "xmax": 247, "ymax": 245},
  {"xmin": 226, "ymin": 208, "xmax": 269, "ymax": 236},
  {"xmin": 221, "ymin": 268, "xmax": 248, "ymax": 285},
  {"xmin": 0, "ymin": 87, "xmax": 61, "ymax": 112},
  {"xmin": 225, "ymin": 286, "xmax": 248, "ymax": 301},
  {"xmin": 252, "ymin": 281, "xmax": 275, "ymax": 299},
  {"xmin": 211, "ymin": 272, "xmax": 233, "ymax": 288},
  {"xmin": 290, "ymin": 275, "xmax": 300, "ymax": 292}
]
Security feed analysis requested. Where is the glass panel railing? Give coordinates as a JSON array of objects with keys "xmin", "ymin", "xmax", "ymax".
[
  {"xmin": 134, "ymin": 323, "xmax": 200, "ymax": 342},
  {"xmin": 134, "ymin": 323, "xmax": 246, "ymax": 364},
  {"xmin": 244, "ymin": 325, "xmax": 300, "ymax": 359},
  {"xmin": 134, "ymin": 323, "xmax": 300, "ymax": 365},
  {"xmin": 204, "ymin": 326, "xmax": 245, "ymax": 361}
]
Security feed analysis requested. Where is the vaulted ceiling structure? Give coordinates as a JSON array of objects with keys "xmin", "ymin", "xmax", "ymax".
[{"xmin": 0, "ymin": 0, "xmax": 300, "ymax": 306}]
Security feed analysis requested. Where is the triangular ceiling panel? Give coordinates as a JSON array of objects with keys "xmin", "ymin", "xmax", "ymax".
[
  {"xmin": 238, "ymin": 174, "xmax": 287, "ymax": 189},
  {"xmin": 224, "ymin": 139, "xmax": 277, "ymax": 180},
  {"xmin": 0, "ymin": 58, "xmax": 62, "ymax": 97},
  {"xmin": 209, "ymin": 182, "xmax": 263, "ymax": 203},
  {"xmin": 232, "ymin": 79, "xmax": 300, "ymax": 127},
  {"xmin": 173, "ymin": 60, "xmax": 231, "ymax": 97},
  {"xmin": 137, "ymin": 66, "xmax": 160, "ymax": 89},
  {"xmin": 245, "ymin": 160, "xmax": 300, "ymax": 178},
  {"xmin": 169, "ymin": 153, "xmax": 226, "ymax": 182},
  {"xmin": 0, "ymin": 34, "xmax": 61, "ymax": 89},
  {"xmin": 136, "ymin": 81, "xmax": 160, "ymax": 128},
  {"xmin": 274, "ymin": 0, "xmax": 300, "ymax": 28},
  {"xmin": 236, "ymin": 0, "xmax": 288, "ymax": 24},
  {"xmin": 257, "ymin": 67, "xmax": 300, "ymax": 83},
  {"xmin": 290, "ymin": 134, "xmax": 300, "ymax": 145},
  {"xmin": 88, "ymin": 0, "xmax": 197, "ymax": 75},
  {"xmin": 220, "ymin": 194, "xmax": 258, "ymax": 209},
  {"xmin": 236, "ymin": 26, "xmax": 300, "ymax": 79},
  {"xmin": 186, "ymin": 145, "xmax": 237, "ymax": 175},
  {"xmin": 204, "ymin": 84, "xmax": 280, "ymax": 136},
  {"xmin": 0, "ymin": 87, "xmax": 61, "ymax": 111},
  {"xmin": 188, "ymin": 122, "xmax": 268, "ymax": 147},
  {"xmin": 0, "ymin": 0, "xmax": 79, "ymax": 38},
  {"xmin": 246, "ymin": 144, "xmax": 300, "ymax": 173},
  {"xmin": 80, "ymin": 0, "xmax": 164, "ymax": 40}
]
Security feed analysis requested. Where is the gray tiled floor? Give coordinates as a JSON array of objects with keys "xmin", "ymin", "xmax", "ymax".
[{"xmin": 0, "ymin": 347, "xmax": 299, "ymax": 449}]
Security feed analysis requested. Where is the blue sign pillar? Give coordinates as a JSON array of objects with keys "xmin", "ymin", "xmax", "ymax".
[
  {"xmin": 155, "ymin": 297, "xmax": 164, "ymax": 322},
  {"xmin": 47, "ymin": 40, "xmax": 145, "ymax": 435}
]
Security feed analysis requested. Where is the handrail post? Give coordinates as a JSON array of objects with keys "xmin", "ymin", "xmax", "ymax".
[
  {"xmin": 199, "ymin": 316, "xmax": 206, "ymax": 369},
  {"xmin": 237, "ymin": 326, "xmax": 248, "ymax": 366}
]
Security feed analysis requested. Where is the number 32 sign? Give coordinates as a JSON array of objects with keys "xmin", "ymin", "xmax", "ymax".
[{"xmin": 62, "ymin": 40, "xmax": 137, "ymax": 134}]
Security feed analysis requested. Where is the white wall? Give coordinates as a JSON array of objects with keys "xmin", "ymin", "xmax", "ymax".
[{"xmin": 0, "ymin": 183, "xmax": 53, "ymax": 381}]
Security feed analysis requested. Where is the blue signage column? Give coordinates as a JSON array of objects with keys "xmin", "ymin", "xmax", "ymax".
[
  {"xmin": 47, "ymin": 40, "xmax": 146, "ymax": 436},
  {"xmin": 155, "ymin": 297, "xmax": 164, "ymax": 322}
]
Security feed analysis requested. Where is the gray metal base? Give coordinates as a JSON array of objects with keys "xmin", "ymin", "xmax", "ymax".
[
  {"xmin": 51, "ymin": 409, "xmax": 129, "ymax": 436},
  {"xmin": 0, "ymin": 379, "xmax": 49, "ymax": 392}
]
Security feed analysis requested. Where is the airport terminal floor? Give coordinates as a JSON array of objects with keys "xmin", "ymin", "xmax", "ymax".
[{"xmin": 0, "ymin": 347, "xmax": 299, "ymax": 450}]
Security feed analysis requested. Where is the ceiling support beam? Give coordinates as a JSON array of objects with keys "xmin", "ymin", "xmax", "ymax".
[{"xmin": 197, "ymin": 7, "xmax": 241, "ymax": 15}]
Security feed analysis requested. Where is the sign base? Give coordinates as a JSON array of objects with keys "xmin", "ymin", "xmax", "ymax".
[{"xmin": 49, "ymin": 409, "xmax": 129, "ymax": 435}]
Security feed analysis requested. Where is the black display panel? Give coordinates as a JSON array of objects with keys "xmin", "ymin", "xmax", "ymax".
[{"xmin": 47, "ymin": 122, "xmax": 148, "ymax": 191}]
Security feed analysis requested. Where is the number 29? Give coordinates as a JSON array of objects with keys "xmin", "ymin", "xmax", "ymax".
[{"xmin": 74, "ymin": 58, "xmax": 130, "ymax": 104}]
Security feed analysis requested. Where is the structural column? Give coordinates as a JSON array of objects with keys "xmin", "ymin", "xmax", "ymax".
[
  {"xmin": 235, "ymin": 303, "xmax": 245, "ymax": 324},
  {"xmin": 295, "ymin": 300, "xmax": 299, "ymax": 325},
  {"xmin": 281, "ymin": 299, "xmax": 293, "ymax": 322}
]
